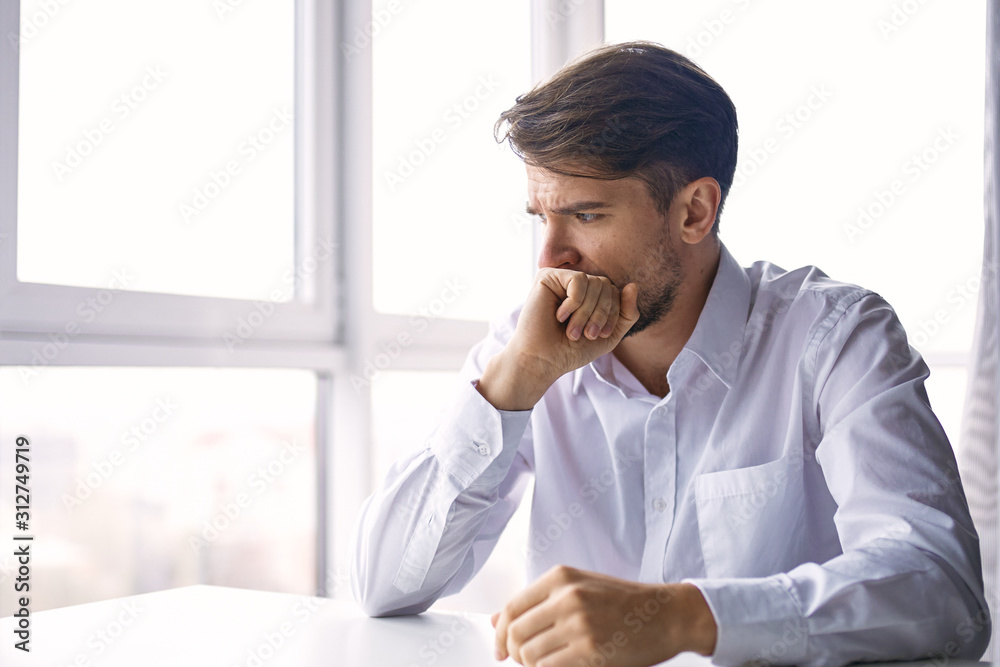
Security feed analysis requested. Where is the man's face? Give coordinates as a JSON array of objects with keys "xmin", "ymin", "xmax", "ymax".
[{"xmin": 526, "ymin": 164, "xmax": 684, "ymax": 336}]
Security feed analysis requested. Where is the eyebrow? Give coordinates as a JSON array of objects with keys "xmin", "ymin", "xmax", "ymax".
[{"xmin": 525, "ymin": 201, "xmax": 612, "ymax": 216}]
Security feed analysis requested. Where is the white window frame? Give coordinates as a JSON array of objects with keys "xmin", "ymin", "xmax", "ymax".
[
  {"xmin": 365, "ymin": 0, "xmax": 606, "ymax": 372},
  {"xmin": 0, "ymin": 0, "xmax": 338, "ymax": 345},
  {"xmin": 0, "ymin": 0, "xmax": 351, "ymax": 597},
  {"xmin": 0, "ymin": 0, "xmax": 607, "ymax": 599}
]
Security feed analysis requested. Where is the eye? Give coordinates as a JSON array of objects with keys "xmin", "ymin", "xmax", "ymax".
[
  {"xmin": 536, "ymin": 213, "xmax": 547, "ymax": 224},
  {"xmin": 576, "ymin": 213, "xmax": 599, "ymax": 222}
]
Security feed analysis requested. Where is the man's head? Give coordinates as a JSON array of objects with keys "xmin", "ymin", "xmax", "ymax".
[
  {"xmin": 496, "ymin": 42, "xmax": 738, "ymax": 336},
  {"xmin": 495, "ymin": 41, "xmax": 738, "ymax": 234}
]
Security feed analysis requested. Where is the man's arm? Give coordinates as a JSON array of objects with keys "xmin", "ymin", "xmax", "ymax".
[
  {"xmin": 684, "ymin": 294, "xmax": 991, "ymax": 666},
  {"xmin": 351, "ymin": 269, "xmax": 639, "ymax": 616},
  {"xmin": 350, "ymin": 316, "xmax": 535, "ymax": 616}
]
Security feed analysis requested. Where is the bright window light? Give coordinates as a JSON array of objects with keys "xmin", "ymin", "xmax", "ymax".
[{"xmin": 16, "ymin": 0, "xmax": 295, "ymax": 301}]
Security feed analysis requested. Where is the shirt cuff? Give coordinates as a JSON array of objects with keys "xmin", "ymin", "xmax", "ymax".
[
  {"xmin": 428, "ymin": 378, "xmax": 531, "ymax": 489},
  {"xmin": 683, "ymin": 574, "xmax": 808, "ymax": 666}
]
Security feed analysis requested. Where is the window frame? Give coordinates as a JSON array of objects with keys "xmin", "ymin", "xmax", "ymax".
[
  {"xmin": 0, "ymin": 0, "xmax": 607, "ymax": 601},
  {"xmin": 0, "ymin": 0, "xmax": 339, "ymax": 346}
]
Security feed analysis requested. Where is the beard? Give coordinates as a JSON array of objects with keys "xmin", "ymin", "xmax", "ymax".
[{"xmin": 618, "ymin": 231, "xmax": 683, "ymax": 338}]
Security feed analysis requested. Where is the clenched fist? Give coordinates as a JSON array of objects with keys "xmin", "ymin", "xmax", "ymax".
[{"xmin": 475, "ymin": 269, "xmax": 639, "ymax": 411}]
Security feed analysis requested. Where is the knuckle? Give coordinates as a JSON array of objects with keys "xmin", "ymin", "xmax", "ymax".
[
  {"xmin": 550, "ymin": 563, "xmax": 576, "ymax": 583},
  {"xmin": 535, "ymin": 267, "xmax": 556, "ymax": 283},
  {"xmin": 510, "ymin": 620, "xmax": 535, "ymax": 647},
  {"xmin": 565, "ymin": 583, "xmax": 586, "ymax": 604},
  {"xmin": 520, "ymin": 642, "xmax": 542, "ymax": 665}
]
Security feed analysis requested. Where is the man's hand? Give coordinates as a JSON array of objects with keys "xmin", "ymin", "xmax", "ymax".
[
  {"xmin": 490, "ymin": 565, "xmax": 717, "ymax": 667},
  {"xmin": 476, "ymin": 269, "xmax": 640, "ymax": 411}
]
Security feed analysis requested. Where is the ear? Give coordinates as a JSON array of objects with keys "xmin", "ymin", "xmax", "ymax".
[{"xmin": 676, "ymin": 177, "xmax": 721, "ymax": 245}]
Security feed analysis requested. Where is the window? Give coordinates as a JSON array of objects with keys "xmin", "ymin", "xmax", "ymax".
[
  {"xmin": 0, "ymin": 367, "xmax": 318, "ymax": 615},
  {"xmin": 0, "ymin": 0, "xmax": 341, "ymax": 612},
  {"xmin": 371, "ymin": 0, "xmax": 534, "ymax": 323},
  {"xmin": 1, "ymin": 0, "xmax": 337, "ymax": 342},
  {"xmin": 17, "ymin": 1, "xmax": 295, "ymax": 302}
]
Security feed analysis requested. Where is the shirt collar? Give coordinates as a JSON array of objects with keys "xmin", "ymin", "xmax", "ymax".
[
  {"xmin": 571, "ymin": 241, "xmax": 751, "ymax": 394},
  {"xmin": 683, "ymin": 241, "xmax": 752, "ymax": 389}
]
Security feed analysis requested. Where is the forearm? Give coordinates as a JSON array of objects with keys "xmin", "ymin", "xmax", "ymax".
[{"xmin": 351, "ymin": 382, "xmax": 532, "ymax": 616}]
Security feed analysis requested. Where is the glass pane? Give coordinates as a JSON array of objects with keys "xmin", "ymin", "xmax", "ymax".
[
  {"xmin": 372, "ymin": 0, "xmax": 534, "ymax": 321},
  {"xmin": 606, "ymin": 1, "xmax": 985, "ymax": 355},
  {"xmin": 16, "ymin": 0, "xmax": 295, "ymax": 301},
  {"xmin": 371, "ymin": 371, "xmax": 530, "ymax": 612},
  {"xmin": 0, "ymin": 367, "xmax": 317, "ymax": 614}
]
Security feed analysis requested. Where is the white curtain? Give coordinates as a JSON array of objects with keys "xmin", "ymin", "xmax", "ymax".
[{"xmin": 958, "ymin": 0, "xmax": 1000, "ymax": 661}]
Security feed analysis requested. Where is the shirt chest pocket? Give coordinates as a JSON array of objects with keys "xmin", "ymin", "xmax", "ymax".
[{"xmin": 694, "ymin": 453, "xmax": 806, "ymax": 579}]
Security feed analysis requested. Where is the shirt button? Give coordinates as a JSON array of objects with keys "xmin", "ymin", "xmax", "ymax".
[
  {"xmin": 653, "ymin": 497, "xmax": 667, "ymax": 512},
  {"xmin": 477, "ymin": 444, "xmax": 490, "ymax": 456}
]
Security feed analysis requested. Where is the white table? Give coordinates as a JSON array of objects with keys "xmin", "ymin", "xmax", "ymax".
[{"xmin": 0, "ymin": 585, "xmax": 991, "ymax": 666}]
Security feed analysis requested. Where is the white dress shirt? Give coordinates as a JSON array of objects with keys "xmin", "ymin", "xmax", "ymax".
[{"xmin": 351, "ymin": 243, "xmax": 990, "ymax": 666}]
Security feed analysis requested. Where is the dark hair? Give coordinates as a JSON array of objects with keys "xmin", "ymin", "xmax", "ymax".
[{"xmin": 495, "ymin": 41, "xmax": 738, "ymax": 232}]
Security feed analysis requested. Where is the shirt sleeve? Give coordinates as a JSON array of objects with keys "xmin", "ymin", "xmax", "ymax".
[
  {"xmin": 685, "ymin": 293, "xmax": 991, "ymax": 666},
  {"xmin": 350, "ymin": 308, "xmax": 534, "ymax": 617}
]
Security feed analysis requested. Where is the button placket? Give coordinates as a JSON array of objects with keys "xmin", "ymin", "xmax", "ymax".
[{"xmin": 639, "ymin": 397, "xmax": 677, "ymax": 581}]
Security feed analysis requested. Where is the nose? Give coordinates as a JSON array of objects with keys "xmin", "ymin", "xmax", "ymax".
[{"xmin": 536, "ymin": 221, "xmax": 582, "ymax": 270}]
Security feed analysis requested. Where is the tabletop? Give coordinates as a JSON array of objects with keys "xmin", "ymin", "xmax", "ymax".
[{"xmin": 0, "ymin": 585, "xmax": 992, "ymax": 666}]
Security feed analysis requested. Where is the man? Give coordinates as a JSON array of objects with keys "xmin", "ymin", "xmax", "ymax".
[{"xmin": 351, "ymin": 42, "xmax": 990, "ymax": 666}]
